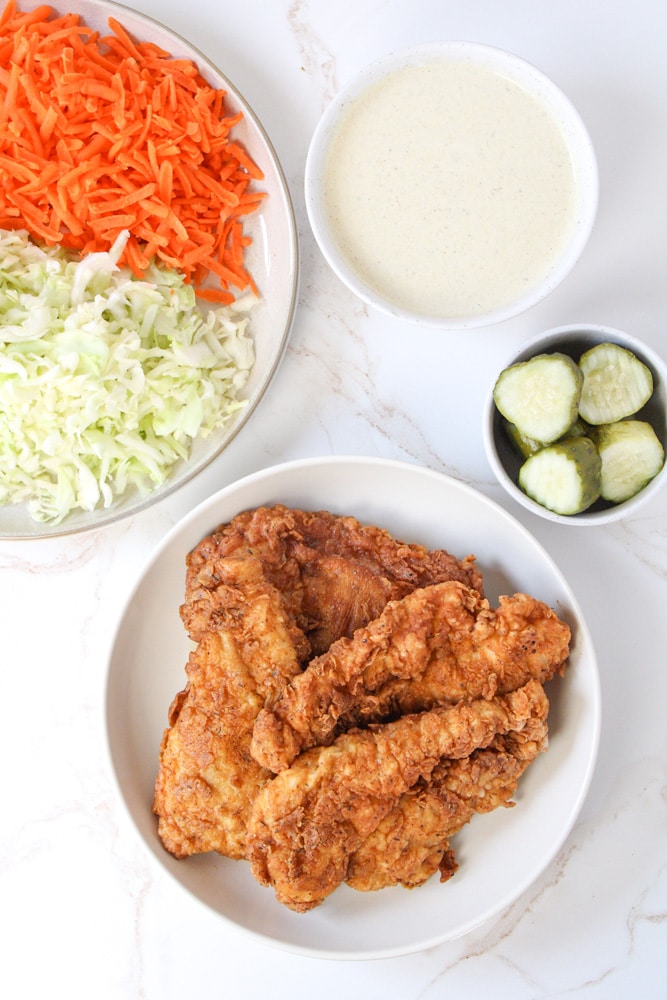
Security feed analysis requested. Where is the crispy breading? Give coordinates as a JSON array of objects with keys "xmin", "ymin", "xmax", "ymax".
[
  {"xmin": 184, "ymin": 505, "xmax": 483, "ymax": 657},
  {"xmin": 251, "ymin": 582, "xmax": 569, "ymax": 773},
  {"xmin": 154, "ymin": 506, "xmax": 570, "ymax": 911},
  {"xmin": 154, "ymin": 507, "xmax": 484, "ymax": 862},
  {"xmin": 346, "ymin": 717, "xmax": 549, "ymax": 892},
  {"xmin": 153, "ymin": 556, "xmax": 305, "ymax": 860},
  {"xmin": 246, "ymin": 680, "xmax": 549, "ymax": 912}
]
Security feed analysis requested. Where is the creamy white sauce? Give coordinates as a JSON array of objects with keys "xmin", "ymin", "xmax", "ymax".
[{"xmin": 322, "ymin": 60, "xmax": 578, "ymax": 319}]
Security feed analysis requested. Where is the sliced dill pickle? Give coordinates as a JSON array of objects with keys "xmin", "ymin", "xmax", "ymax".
[
  {"xmin": 502, "ymin": 420, "xmax": 543, "ymax": 458},
  {"xmin": 504, "ymin": 415, "xmax": 593, "ymax": 460},
  {"xmin": 567, "ymin": 418, "xmax": 592, "ymax": 439},
  {"xmin": 578, "ymin": 342, "xmax": 653, "ymax": 425},
  {"xmin": 518, "ymin": 436, "xmax": 601, "ymax": 515},
  {"xmin": 493, "ymin": 353, "xmax": 583, "ymax": 445},
  {"xmin": 592, "ymin": 420, "xmax": 665, "ymax": 502}
]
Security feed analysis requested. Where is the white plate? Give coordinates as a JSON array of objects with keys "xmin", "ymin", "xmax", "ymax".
[
  {"xmin": 105, "ymin": 456, "xmax": 600, "ymax": 960},
  {"xmin": 1, "ymin": 0, "xmax": 298, "ymax": 538}
]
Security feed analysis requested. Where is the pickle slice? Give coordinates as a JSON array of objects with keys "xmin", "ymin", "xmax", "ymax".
[
  {"xmin": 593, "ymin": 420, "xmax": 664, "ymax": 503},
  {"xmin": 493, "ymin": 353, "xmax": 583, "ymax": 445},
  {"xmin": 518, "ymin": 436, "xmax": 601, "ymax": 515},
  {"xmin": 578, "ymin": 343, "xmax": 653, "ymax": 425}
]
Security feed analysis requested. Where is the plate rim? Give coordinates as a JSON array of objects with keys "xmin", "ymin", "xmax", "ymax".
[{"xmin": 103, "ymin": 455, "xmax": 601, "ymax": 960}]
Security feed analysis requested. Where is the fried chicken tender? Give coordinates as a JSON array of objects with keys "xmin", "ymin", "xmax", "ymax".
[
  {"xmin": 154, "ymin": 508, "xmax": 482, "ymax": 862},
  {"xmin": 153, "ymin": 556, "xmax": 306, "ymax": 860},
  {"xmin": 184, "ymin": 505, "xmax": 482, "ymax": 657},
  {"xmin": 251, "ymin": 582, "xmax": 570, "ymax": 773},
  {"xmin": 346, "ymin": 714, "xmax": 549, "ymax": 892},
  {"xmin": 246, "ymin": 680, "xmax": 548, "ymax": 912},
  {"xmin": 154, "ymin": 505, "xmax": 571, "ymax": 910}
]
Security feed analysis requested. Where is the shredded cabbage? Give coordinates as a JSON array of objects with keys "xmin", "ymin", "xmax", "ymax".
[{"xmin": 0, "ymin": 229, "xmax": 255, "ymax": 524}]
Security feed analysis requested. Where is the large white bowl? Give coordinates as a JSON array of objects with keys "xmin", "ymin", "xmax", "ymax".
[
  {"xmin": 483, "ymin": 324, "xmax": 667, "ymax": 524},
  {"xmin": 0, "ymin": 0, "xmax": 298, "ymax": 539},
  {"xmin": 305, "ymin": 41, "xmax": 598, "ymax": 330},
  {"xmin": 105, "ymin": 456, "xmax": 600, "ymax": 960}
]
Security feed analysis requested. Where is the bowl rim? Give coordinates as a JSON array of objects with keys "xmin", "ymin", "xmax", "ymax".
[
  {"xmin": 305, "ymin": 40, "xmax": 599, "ymax": 330},
  {"xmin": 483, "ymin": 323, "xmax": 667, "ymax": 524},
  {"xmin": 0, "ymin": 0, "xmax": 300, "ymax": 540}
]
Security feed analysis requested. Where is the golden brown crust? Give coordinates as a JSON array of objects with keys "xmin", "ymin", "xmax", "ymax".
[
  {"xmin": 346, "ymin": 721, "xmax": 549, "ymax": 892},
  {"xmin": 251, "ymin": 582, "xmax": 569, "ymax": 773},
  {"xmin": 184, "ymin": 505, "xmax": 483, "ymax": 656},
  {"xmin": 153, "ymin": 505, "xmax": 569, "ymax": 912},
  {"xmin": 246, "ymin": 681, "xmax": 549, "ymax": 912},
  {"xmin": 153, "ymin": 555, "xmax": 304, "ymax": 859}
]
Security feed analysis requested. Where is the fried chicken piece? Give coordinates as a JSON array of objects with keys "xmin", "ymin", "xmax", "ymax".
[
  {"xmin": 246, "ymin": 680, "xmax": 548, "ymax": 912},
  {"xmin": 153, "ymin": 556, "xmax": 306, "ymax": 860},
  {"xmin": 345, "ymin": 713, "xmax": 549, "ymax": 892},
  {"xmin": 184, "ymin": 505, "xmax": 482, "ymax": 657},
  {"xmin": 251, "ymin": 582, "xmax": 570, "ymax": 773},
  {"xmin": 346, "ymin": 779, "xmax": 465, "ymax": 891}
]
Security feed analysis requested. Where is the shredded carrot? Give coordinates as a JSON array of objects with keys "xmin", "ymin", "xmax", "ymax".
[{"xmin": 0, "ymin": 0, "xmax": 266, "ymax": 297}]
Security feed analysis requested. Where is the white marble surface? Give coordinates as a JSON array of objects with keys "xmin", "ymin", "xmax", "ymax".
[{"xmin": 1, "ymin": 0, "xmax": 666, "ymax": 997}]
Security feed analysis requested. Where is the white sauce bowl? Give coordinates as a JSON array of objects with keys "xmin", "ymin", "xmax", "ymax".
[{"xmin": 305, "ymin": 42, "xmax": 598, "ymax": 330}]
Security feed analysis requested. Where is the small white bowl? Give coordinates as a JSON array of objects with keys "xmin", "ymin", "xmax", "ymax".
[
  {"xmin": 483, "ymin": 324, "xmax": 667, "ymax": 524},
  {"xmin": 305, "ymin": 42, "xmax": 598, "ymax": 330}
]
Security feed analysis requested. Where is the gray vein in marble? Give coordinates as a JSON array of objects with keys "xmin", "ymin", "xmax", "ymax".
[
  {"xmin": 287, "ymin": 1, "xmax": 338, "ymax": 106},
  {"xmin": 290, "ymin": 249, "xmax": 470, "ymax": 476},
  {"xmin": 612, "ymin": 510, "xmax": 667, "ymax": 581},
  {"xmin": 404, "ymin": 744, "xmax": 665, "ymax": 995}
]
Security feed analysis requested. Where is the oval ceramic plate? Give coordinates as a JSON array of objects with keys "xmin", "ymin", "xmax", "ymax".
[
  {"xmin": 105, "ymin": 456, "xmax": 600, "ymax": 960},
  {"xmin": 0, "ymin": 0, "xmax": 298, "ymax": 538}
]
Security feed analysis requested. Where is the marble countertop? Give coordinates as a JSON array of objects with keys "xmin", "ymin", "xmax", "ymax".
[{"xmin": 1, "ymin": 0, "xmax": 666, "ymax": 997}]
